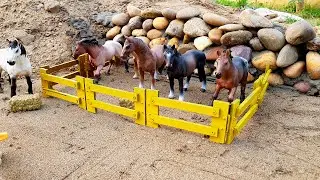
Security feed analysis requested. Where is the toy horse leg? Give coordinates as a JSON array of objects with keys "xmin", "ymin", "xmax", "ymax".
[
  {"xmin": 228, "ymin": 87, "xmax": 237, "ymax": 103},
  {"xmin": 154, "ymin": 71, "xmax": 159, "ymax": 81},
  {"xmin": 183, "ymin": 75, "xmax": 191, "ymax": 91},
  {"xmin": 26, "ymin": 75, "xmax": 33, "ymax": 94},
  {"xmin": 10, "ymin": 77, "xmax": 17, "ymax": 97},
  {"xmin": 178, "ymin": 77, "xmax": 184, "ymax": 101},
  {"xmin": 106, "ymin": 62, "xmax": 113, "ymax": 75},
  {"xmin": 0, "ymin": 71, "xmax": 3, "ymax": 93},
  {"xmin": 240, "ymin": 83, "xmax": 246, "ymax": 103},
  {"xmin": 211, "ymin": 84, "xmax": 222, "ymax": 106},
  {"xmin": 133, "ymin": 58, "xmax": 139, "ymax": 79},
  {"xmin": 138, "ymin": 69, "xmax": 144, "ymax": 88},
  {"xmin": 150, "ymin": 71, "xmax": 156, "ymax": 90},
  {"xmin": 93, "ymin": 65, "xmax": 103, "ymax": 84},
  {"xmin": 168, "ymin": 77, "xmax": 175, "ymax": 99},
  {"xmin": 198, "ymin": 67, "xmax": 207, "ymax": 92}
]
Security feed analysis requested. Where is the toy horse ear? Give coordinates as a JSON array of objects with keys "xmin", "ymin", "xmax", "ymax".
[
  {"xmin": 226, "ymin": 49, "xmax": 231, "ymax": 57},
  {"xmin": 172, "ymin": 44, "xmax": 176, "ymax": 49},
  {"xmin": 164, "ymin": 44, "xmax": 167, "ymax": 50},
  {"xmin": 217, "ymin": 50, "xmax": 221, "ymax": 57},
  {"xmin": 6, "ymin": 39, "xmax": 11, "ymax": 43}
]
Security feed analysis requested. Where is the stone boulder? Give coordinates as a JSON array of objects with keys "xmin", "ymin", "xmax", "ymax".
[
  {"xmin": 257, "ymin": 28, "xmax": 285, "ymax": 51},
  {"xmin": 220, "ymin": 30, "xmax": 252, "ymax": 46},
  {"xmin": 162, "ymin": 8, "xmax": 176, "ymax": 20},
  {"xmin": 168, "ymin": 37, "xmax": 179, "ymax": 47},
  {"xmin": 306, "ymin": 51, "xmax": 320, "ymax": 80},
  {"xmin": 136, "ymin": 36, "xmax": 150, "ymax": 45},
  {"xmin": 176, "ymin": 7, "xmax": 200, "ymax": 20},
  {"xmin": 203, "ymin": 13, "xmax": 230, "ymax": 26},
  {"xmin": 128, "ymin": 16, "xmax": 143, "ymax": 30},
  {"xmin": 230, "ymin": 45, "xmax": 252, "ymax": 61},
  {"xmin": 177, "ymin": 43, "xmax": 196, "ymax": 54},
  {"xmin": 44, "ymin": 0, "xmax": 60, "ymax": 13},
  {"xmin": 294, "ymin": 81, "xmax": 311, "ymax": 94},
  {"xmin": 276, "ymin": 44, "xmax": 298, "ymax": 68},
  {"xmin": 141, "ymin": 8, "xmax": 162, "ymax": 18},
  {"xmin": 132, "ymin": 29, "xmax": 147, "ymax": 37},
  {"xmin": 208, "ymin": 28, "xmax": 223, "ymax": 45},
  {"xmin": 147, "ymin": 29, "xmax": 163, "ymax": 40},
  {"xmin": 121, "ymin": 25, "xmax": 132, "ymax": 36},
  {"xmin": 127, "ymin": 5, "xmax": 141, "ymax": 17},
  {"xmin": 106, "ymin": 26, "xmax": 121, "ymax": 39},
  {"xmin": 218, "ymin": 24, "xmax": 245, "ymax": 32},
  {"xmin": 268, "ymin": 73, "xmax": 284, "ymax": 86},
  {"xmin": 165, "ymin": 20, "xmax": 184, "ymax": 38},
  {"xmin": 12, "ymin": 30, "xmax": 35, "ymax": 45},
  {"xmin": 153, "ymin": 17, "xmax": 169, "ymax": 30},
  {"xmin": 249, "ymin": 37, "xmax": 264, "ymax": 51},
  {"xmin": 240, "ymin": 9, "xmax": 273, "ymax": 28},
  {"xmin": 183, "ymin": 18, "xmax": 211, "ymax": 38},
  {"xmin": 142, "ymin": 19, "xmax": 153, "ymax": 31},
  {"xmin": 283, "ymin": 61, "xmax": 305, "ymax": 79},
  {"xmin": 252, "ymin": 50, "xmax": 277, "ymax": 71},
  {"xmin": 112, "ymin": 13, "xmax": 130, "ymax": 26},
  {"xmin": 307, "ymin": 37, "xmax": 320, "ymax": 51},
  {"xmin": 205, "ymin": 46, "xmax": 225, "ymax": 61},
  {"xmin": 285, "ymin": 20, "xmax": 316, "ymax": 45},
  {"xmin": 194, "ymin": 36, "xmax": 212, "ymax": 51},
  {"xmin": 149, "ymin": 37, "xmax": 166, "ymax": 48}
]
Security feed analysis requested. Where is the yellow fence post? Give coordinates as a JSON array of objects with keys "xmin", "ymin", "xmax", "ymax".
[
  {"xmin": 226, "ymin": 99, "xmax": 240, "ymax": 144},
  {"xmin": 85, "ymin": 78, "xmax": 97, "ymax": 113},
  {"xmin": 76, "ymin": 76, "xmax": 87, "ymax": 110},
  {"xmin": 146, "ymin": 89, "xmax": 159, "ymax": 128},
  {"xmin": 40, "ymin": 68, "xmax": 52, "ymax": 98},
  {"xmin": 134, "ymin": 88, "xmax": 146, "ymax": 126},
  {"xmin": 78, "ymin": 54, "xmax": 86, "ymax": 77},
  {"xmin": 209, "ymin": 100, "xmax": 230, "ymax": 144}
]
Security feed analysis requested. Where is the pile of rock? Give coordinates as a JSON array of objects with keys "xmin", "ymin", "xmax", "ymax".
[{"xmin": 95, "ymin": 6, "xmax": 320, "ymax": 96}]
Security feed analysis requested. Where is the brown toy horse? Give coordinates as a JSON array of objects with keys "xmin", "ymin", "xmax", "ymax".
[
  {"xmin": 211, "ymin": 49, "xmax": 249, "ymax": 105},
  {"xmin": 73, "ymin": 38, "xmax": 126, "ymax": 83},
  {"xmin": 121, "ymin": 36, "xmax": 166, "ymax": 89}
]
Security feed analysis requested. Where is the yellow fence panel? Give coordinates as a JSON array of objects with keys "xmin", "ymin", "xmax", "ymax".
[{"xmin": 85, "ymin": 78, "xmax": 146, "ymax": 125}]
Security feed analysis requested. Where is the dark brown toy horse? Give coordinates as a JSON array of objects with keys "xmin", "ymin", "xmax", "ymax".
[
  {"xmin": 211, "ymin": 49, "xmax": 249, "ymax": 105},
  {"xmin": 73, "ymin": 38, "xmax": 126, "ymax": 83},
  {"xmin": 121, "ymin": 36, "xmax": 165, "ymax": 89}
]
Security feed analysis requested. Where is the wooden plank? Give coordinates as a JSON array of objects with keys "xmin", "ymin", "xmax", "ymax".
[
  {"xmin": 262, "ymin": 69, "xmax": 272, "ymax": 85},
  {"xmin": 46, "ymin": 60, "xmax": 78, "ymax": 74},
  {"xmin": 153, "ymin": 97, "xmax": 219, "ymax": 117},
  {"xmin": 152, "ymin": 115, "xmax": 218, "ymax": 137},
  {"xmin": 234, "ymin": 104, "xmax": 258, "ymax": 135},
  {"xmin": 50, "ymin": 71, "xmax": 80, "ymax": 86},
  {"xmin": 91, "ymin": 100, "xmax": 138, "ymax": 119},
  {"xmin": 88, "ymin": 83, "xmax": 137, "ymax": 101},
  {"xmin": 42, "ymin": 73, "xmax": 77, "ymax": 88},
  {"xmin": 44, "ymin": 88, "xmax": 79, "ymax": 104},
  {"xmin": 236, "ymin": 87, "xmax": 261, "ymax": 117}
]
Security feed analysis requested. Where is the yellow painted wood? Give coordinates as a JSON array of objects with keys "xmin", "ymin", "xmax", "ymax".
[
  {"xmin": 85, "ymin": 78, "xmax": 97, "ymax": 113},
  {"xmin": 40, "ymin": 68, "xmax": 51, "ymax": 98},
  {"xmin": 226, "ymin": 99, "xmax": 240, "ymax": 144},
  {"xmin": 134, "ymin": 88, "xmax": 146, "ymax": 125},
  {"xmin": 50, "ymin": 71, "xmax": 80, "ymax": 86},
  {"xmin": 146, "ymin": 89, "xmax": 159, "ymax": 128},
  {"xmin": 42, "ymin": 73, "xmax": 78, "ymax": 88},
  {"xmin": 91, "ymin": 100, "xmax": 138, "ymax": 119},
  {"xmin": 258, "ymin": 82, "xmax": 269, "ymax": 105},
  {"xmin": 152, "ymin": 115, "xmax": 218, "ymax": 136},
  {"xmin": 262, "ymin": 69, "xmax": 272, "ymax": 85},
  {"xmin": 153, "ymin": 97, "xmax": 219, "ymax": 117},
  {"xmin": 88, "ymin": 83, "xmax": 137, "ymax": 102},
  {"xmin": 253, "ymin": 75, "xmax": 263, "ymax": 90},
  {"xmin": 234, "ymin": 104, "xmax": 259, "ymax": 136},
  {"xmin": 46, "ymin": 60, "xmax": 78, "ymax": 74},
  {"xmin": 76, "ymin": 76, "xmax": 87, "ymax": 110},
  {"xmin": 44, "ymin": 88, "xmax": 80, "ymax": 104},
  {"xmin": 0, "ymin": 132, "xmax": 8, "ymax": 141},
  {"xmin": 236, "ymin": 87, "xmax": 261, "ymax": 117},
  {"xmin": 209, "ymin": 100, "xmax": 230, "ymax": 144}
]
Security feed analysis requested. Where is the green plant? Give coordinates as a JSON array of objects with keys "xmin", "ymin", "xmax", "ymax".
[
  {"xmin": 215, "ymin": 0, "xmax": 248, "ymax": 8},
  {"xmin": 285, "ymin": 16, "xmax": 298, "ymax": 24}
]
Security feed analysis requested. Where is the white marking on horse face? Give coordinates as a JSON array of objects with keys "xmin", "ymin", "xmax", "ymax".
[
  {"xmin": 168, "ymin": 90, "xmax": 175, "ymax": 99},
  {"xmin": 164, "ymin": 52, "xmax": 173, "ymax": 67}
]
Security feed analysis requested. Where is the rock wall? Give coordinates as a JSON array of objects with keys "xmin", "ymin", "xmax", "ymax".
[{"xmin": 95, "ymin": 6, "xmax": 320, "ymax": 96}]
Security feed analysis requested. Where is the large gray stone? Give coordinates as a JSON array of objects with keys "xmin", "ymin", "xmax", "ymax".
[
  {"xmin": 183, "ymin": 18, "xmax": 211, "ymax": 38},
  {"xmin": 240, "ymin": 9, "xmax": 273, "ymax": 28},
  {"xmin": 165, "ymin": 20, "xmax": 184, "ymax": 38},
  {"xmin": 285, "ymin": 20, "xmax": 316, "ymax": 45},
  {"xmin": 220, "ymin": 30, "xmax": 253, "ymax": 46},
  {"xmin": 176, "ymin": 7, "xmax": 200, "ymax": 20},
  {"xmin": 258, "ymin": 28, "xmax": 285, "ymax": 51},
  {"xmin": 276, "ymin": 44, "xmax": 299, "ymax": 68}
]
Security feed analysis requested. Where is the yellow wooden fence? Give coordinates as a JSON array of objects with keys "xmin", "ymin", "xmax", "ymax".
[{"xmin": 40, "ymin": 53, "xmax": 271, "ymax": 144}]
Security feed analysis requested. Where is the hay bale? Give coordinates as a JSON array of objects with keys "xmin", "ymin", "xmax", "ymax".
[
  {"xmin": 119, "ymin": 99, "xmax": 134, "ymax": 109},
  {"xmin": 9, "ymin": 93, "xmax": 42, "ymax": 113}
]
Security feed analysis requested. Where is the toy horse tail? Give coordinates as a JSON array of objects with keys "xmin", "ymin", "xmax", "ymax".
[{"xmin": 196, "ymin": 52, "xmax": 207, "ymax": 82}]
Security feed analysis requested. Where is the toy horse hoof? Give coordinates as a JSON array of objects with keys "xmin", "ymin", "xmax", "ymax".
[
  {"xmin": 201, "ymin": 89, "xmax": 206, "ymax": 93},
  {"xmin": 183, "ymin": 88, "xmax": 188, "ymax": 91}
]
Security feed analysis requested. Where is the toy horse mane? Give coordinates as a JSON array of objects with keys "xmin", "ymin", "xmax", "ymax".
[
  {"xmin": 79, "ymin": 38, "xmax": 100, "ymax": 47},
  {"xmin": 128, "ymin": 37, "xmax": 150, "ymax": 54}
]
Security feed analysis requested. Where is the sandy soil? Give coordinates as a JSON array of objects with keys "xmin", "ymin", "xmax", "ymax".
[{"xmin": 0, "ymin": 0, "xmax": 320, "ymax": 180}]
